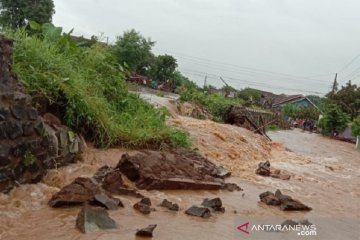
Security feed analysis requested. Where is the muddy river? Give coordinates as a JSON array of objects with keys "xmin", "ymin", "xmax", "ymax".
[{"xmin": 0, "ymin": 129, "xmax": 359, "ymax": 240}]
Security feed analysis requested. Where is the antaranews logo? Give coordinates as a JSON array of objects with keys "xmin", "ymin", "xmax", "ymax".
[{"xmin": 236, "ymin": 221, "xmax": 317, "ymax": 237}]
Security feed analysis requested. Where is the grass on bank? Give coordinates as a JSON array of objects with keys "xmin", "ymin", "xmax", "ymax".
[
  {"xmin": 10, "ymin": 29, "xmax": 190, "ymax": 148},
  {"xmin": 178, "ymin": 87, "xmax": 245, "ymax": 122}
]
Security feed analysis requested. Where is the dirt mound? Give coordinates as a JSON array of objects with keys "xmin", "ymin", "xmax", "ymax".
[
  {"xmin": 176, "ymin": 102, "xmax": 212, "ymax": 119},
  {"xmin": 169, "ymin": 116, "xmax": 271, "ymax": 179}
]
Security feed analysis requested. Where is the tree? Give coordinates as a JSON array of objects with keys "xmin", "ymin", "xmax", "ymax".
[
  {"xmin": 0, "ymin": 0, "xmax": 55, "ymax": 29},
  {"xmin": 297, "ymin": 107, "xmax": 320, "ymax": 120},
  {"xmin": 319, "ymin": 104, "xmax": 350, "ymax": 135},
  {"xmin": 237, "ymin": 88, "xmax": 261, "ymax": 105},
  {"xmin": 150, "ymin": 54, "xmax": 177, "ymax": 82},
  {"xmin": 111, "ymin": 29, "xmax": 155, "ymax": 75},
  {"xmin": 282, "ymin": 104, "xmax": 300, "ymax": 118},
  {"xmin": 351, "ymin": 115, "xmax": 360, "ymax": 136},
  {"xmin": 327, "ymin": 81, "xmax": 360, "ymax": 119}
]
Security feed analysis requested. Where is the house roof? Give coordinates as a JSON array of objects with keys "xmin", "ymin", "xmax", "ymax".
[
  {"xmin": 254, "ymin": 89, "xmax": 320, "ymax": 110},
  {"xmin": 272, "ymin": 94, "xmax": 304, "ymax": 106}
]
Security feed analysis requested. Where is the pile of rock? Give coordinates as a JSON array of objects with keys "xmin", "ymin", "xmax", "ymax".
[
  {"xmin": 48, "ymin": 151, "xmax": 235, "ymax": 236},
  {"xmin": 0, "ymin": 35, "xmax": 84, "ymax": 193},
  {"xmin": 255, "ymin": 161, "xmax": 291, "ymax": 180},
  {"xmin": 117, "ymin": 149, "xmax": 241, "ymax": 191},
  {"xmin": 259, "ymin": 189, "xmax": 312, "ymax": 211}
]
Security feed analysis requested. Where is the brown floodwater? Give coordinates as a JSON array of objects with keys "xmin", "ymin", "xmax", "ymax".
[{"xmin": 0, "ymin": 128, "xmax": 359, "ymax": 240}]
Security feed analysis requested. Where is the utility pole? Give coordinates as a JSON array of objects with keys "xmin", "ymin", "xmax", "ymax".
[
  {"xmin": 219, "ymin": 76, "xmax": 229, "ymax": 87},
  {"xmin": 203, "ymin": 76, "xmax": 208, "ymax": 95},
  {"xmin": 203, "ymin": 76, "xmax": 207, "ymax": 89},
  {"xmin": 331, "ymin": 73, "xmax": 338, "ymax": 94}
]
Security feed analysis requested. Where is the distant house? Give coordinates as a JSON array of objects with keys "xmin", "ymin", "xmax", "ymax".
[{"xmin": 257, "ymin": 90, "xmax": 318, "ymax": 110}]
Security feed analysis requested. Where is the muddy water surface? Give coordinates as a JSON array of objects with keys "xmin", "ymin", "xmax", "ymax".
[{"xmin": 0, "ymin": 129, "xmax": 359, "ymax": 240}]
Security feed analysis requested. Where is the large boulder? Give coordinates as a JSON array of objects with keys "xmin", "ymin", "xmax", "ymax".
[
  {"xmin": 116, "ymin": 149, "xmax": 239, "ymax": 191},
  {"xmin": 76, "ymin": 205, "xmax": 117, "ymax": 234},
  {"xmin": 48, "ymin": 177, "xmax": 122, "ymax": 208}
]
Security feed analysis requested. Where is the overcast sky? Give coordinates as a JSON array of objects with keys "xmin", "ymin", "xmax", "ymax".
[{"xmin": 53, "ymin": 0, "xmax": 360, "ymax": 95}]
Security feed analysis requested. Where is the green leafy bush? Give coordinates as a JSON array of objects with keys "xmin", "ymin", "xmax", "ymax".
[
  {"xmin": 10, "ymin": 28, "xmax": 190, "ymax": 148},
  {"xmin": 351, "ymin": 115, "xmax": 360, "ymax": 136},
  {"xmin": 179, "ymin": 87, "xmax": 244, "ymax": 121},
  {"xmin": 319, "ymin": 104, "xmax": 350, "ymax": 135}
]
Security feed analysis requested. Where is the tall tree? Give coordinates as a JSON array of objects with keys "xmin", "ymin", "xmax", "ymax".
[
  {"xmin": 319, "ymin": 104, "xmax": 350, "ymax": 135},
  {"xmin": 111, "ymin": 29, "xmax": 155, "ymax": 75},
  {"xmin": 150, "ymin": 54, "xmax": 177, "ymax": 82},
  {"xmin": 0, "ymin": 0, "xmax": 55, "ymax": 29},
  {"xmin": 327, "ymin": 81, "xmax": 360, "ymax": 119}
]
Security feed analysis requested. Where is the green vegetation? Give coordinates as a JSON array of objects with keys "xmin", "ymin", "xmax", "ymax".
[
  {"xmin": 111, "ymin": 29, "xmax": 155, "ymax": 75},
  {"xmin": 111, "ymin": 29, "xmax": 196, "ymax": 91},
  {"xmin": 266, "ymin": 124, "xmax": 280, "ymax": 131},
  {"xmin": 179, "ymin": 87, "xmax": 244, "ymax": 121},
  {"xmin": 351, "ymin": 115, "xmax": 360, "ymax": 136},
  {"xmin": 326, "ymin": 80, "xmax": 360, "ymax": 119},
  {"xmin": 23, "ymin": 151, "xmax": 36, "ymax": 167},
  {"xmin": 319, "ymin": 104, "xmax": 350, "ymax": 135},
  {"xmin": 10, "ymin": 26, "xmax": 190, "ymax": 148},
  {"xmin": 282, "ymin": 104, "xmax": 319, "ymax": 120},
  {"xmin": 237, "ymin": 88, "xmax": 261, "ymax": 106},
  {"xmin": 0, "ymin": 0, "xmax": 55, "ymax": 29}
]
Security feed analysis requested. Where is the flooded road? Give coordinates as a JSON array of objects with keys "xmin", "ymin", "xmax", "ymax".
[{"xmin": 0, "ymin": 128, "xmax": 359, "ymax": 240}]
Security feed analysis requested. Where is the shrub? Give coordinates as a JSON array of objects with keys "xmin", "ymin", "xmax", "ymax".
[
  {"xmin": 179, "ymin": 87, "xmax": 244, "ymax": 121},
  {"xmin": 351, "ymin": 115, "xmax": 360, "ymax": 136},
  {"xmin": 319, "ymin": 104, "xmax": 350, "ymax": 135}
]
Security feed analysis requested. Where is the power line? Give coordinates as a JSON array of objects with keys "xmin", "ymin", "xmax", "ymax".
[
  {"xmin": 181, "ymin": 69, "xmax": 326, "ymax": 95},
  {"xmin": 177, "ymin": 56, "xmax": 331, "ymax": 85},
  {"xmin": 337, "ymin": 53, "xmax": 360, "ymax": 73},
  {"xmin": 164, "ymin": 50, "xmax": 333, "ymax": 84}
]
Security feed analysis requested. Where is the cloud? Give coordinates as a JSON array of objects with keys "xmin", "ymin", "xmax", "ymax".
[{"xmin": 53, "ymin": 0, "xmax": 360, "ymax": 95}]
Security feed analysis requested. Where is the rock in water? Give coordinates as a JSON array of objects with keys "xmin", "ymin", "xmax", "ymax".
[
  {"xmin": 136, "ymin": 224, "xmax": 157, "ymax": 237},
  {"xmin": 48, "ymin": 177, "xmax": 101, "ymax": 207},
  {"xmin": 140, "ymin": 197, "xmax": 152, "ymax": 206},
  {"xmin": 259, "ymin": 189, "xmax": 311, "ymax": 211},
  {"xmin": 93, "ymin": 193, "xmax": 124, "ymax": 210},
  {"xmin": 280, "ymin": 199, "xmax": 312, "ymax": 211},
  {"xmin": 222, "ymin": 183, "xmax": 242, "ymax": 192},
  {"xmin": 201, "ymin": 198, "xmax": 225, "ymax": 212},
  {"xmin": 116, "ymin": 150, "xmax": 238, "ymax": 191},
  {"xmin": 159, "ymin": 199, "xmax": 179, "ymax": 211},
  {"xmin": 259, "ymin": 191, "xmax": 281, "ymax": 206},
  {"xmin": 76, "ymin": 205, "xmax": 117, "ymax": 234},
  {"xmin": 133, "ymin": 198, "xmax": 152, "ymax": 214},
  {"xmin": 255, "ymin": 161, "xmax": 271, "ymax": 176},
  {"xmin": 185, "ymin": 206, "xmax": 211, "ymax": 218}
]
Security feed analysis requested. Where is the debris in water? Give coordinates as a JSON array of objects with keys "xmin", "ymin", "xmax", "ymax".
[
  {"xmin": 255, "ymin": 161, "xmax": 271, "ymax": 176},
  {"xmin": 201, "ymin": 198, "xmax": 225, "ymax": 213},
  {"xmin": 133, "ymin": 197, "xmax": 153, "ymax": 214},
  {"xmin": 76, "ymin": 205, "xmax": 117, "ymax": 234},
  {"xmin": 159, "ymin": 199, "xmax": 179, "ymax": 211},
  {"xmin": 93, "ymin": 193, "xmax": 123, "ymax": 210},
  {"xmin": 94, "ymin": 166, "xmax": 144, "ymax": 198},
  {"xmin": 48, "ymin": 177, "xmax": 102, "ymax": 207},
  {"xmin": 259, "ymin": 189, "xmax": 312, "ymax": 211},
  {"xmin": 136, "ymin": 224, "xmax": 157, "ymax": 237},
  {"xmin": 222, "ymin": 183, "xmax": 242, "ymax": 192},
  {"xmin": 185, "ymin": 206, "xmax": 211, "ymax": 218},
  {"xmin": 117, "ymin": 149, "xmax": 239, "ymax": 191},
  {"xmin": 48, "ymin": 177, "xmax": 122, "ymax": 208},
  {"xmin": 255, "ymin": 161, "xmax": 291, "ymax": 180}
]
